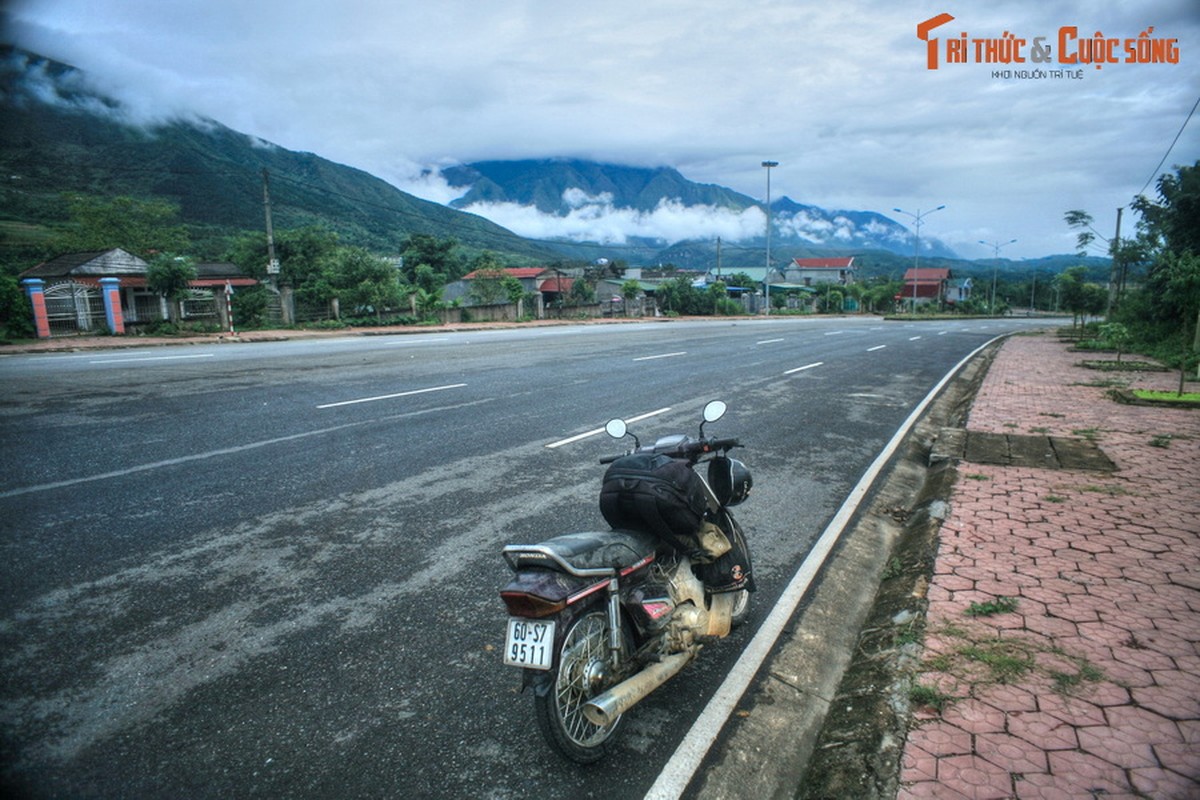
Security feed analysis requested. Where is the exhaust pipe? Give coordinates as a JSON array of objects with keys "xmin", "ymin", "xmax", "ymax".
[{"xmin": 583, "ymin": 651, "xmax": 693, "ymax": 728}]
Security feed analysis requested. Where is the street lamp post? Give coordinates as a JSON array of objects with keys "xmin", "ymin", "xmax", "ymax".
[
  {"xmin": 762, "ymin": 161, "xmax": 778, "ymax": 315},
  {"xmin": 979, "ymin": 238, "xmax": 1017, "ymax": 314},
  {"xmin": 893, "ymin": 205, "xmax": 945, "ymax": 313}
]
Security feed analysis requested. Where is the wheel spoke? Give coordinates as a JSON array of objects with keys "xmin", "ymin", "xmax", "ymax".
[{"xmin": 554, "ymin": 614, "xmax": 614, "ymax": 747}]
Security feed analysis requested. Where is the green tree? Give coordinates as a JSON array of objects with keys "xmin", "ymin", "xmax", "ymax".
[
  {"xmin": 1057, "ymin": 266, "xmax": 1106, "ymax": 331},
  {"xmin": 323, "ymin": 246, "xmax": 402, "ymax": 322},
  {"xmin": 723, "ymin": 272, "xmax": 755, "ymax": 291},
  {"xmin": 861, "ymin": 280, "xmax": 901, "ymax": 314},
  {"xmin": 1098, "ymin": 321, "xmax": 1132, "ymax": 363},
  {"xmin": 413, "ymin": 263, "xmax": 442, "ymax": 293},
  {"xmin": 411, "ymin": 287, "xmax": 443, "ymax": 320},
  {"xmin": 146, "ymin": 253, "xmax": 197, "ymax": 322},
  {"xmin": 655, "ymin": 276, "xmax": 703, "ymax": 316},
  {"xmin": 1131, "ymin": 160, "xmax": 1200, "ymax": 255},
  {"xmin": 620, "ymin": 279, "xmax": 641, "ymax": 309},
  {"xmin": 1122, "ymin": 161, "xmax": 1200, "ymax": 386},
  {"xmin": 1152, "ymin": 251, "xmax": 1200, "ymax": 391},
  {"xmin": 569, "ymin": 278, "xmax": 595, "ymax": 306},
  {"xmin": 706, "ymin": 281, "xmax": 728, "ymax": 314},
  {"xmin": 822, "ymin": 288, "xmax": 844, "ymax": 313},
  {"xmin": 225, "ymin": 225, "xmax": 339, "ymax": 304},
  {"xmin": 56, "ymin": 194, "xmax": 190, "ymax": 257},
  {"xmin": 468, "ymin": 252, "xmax": 507, "ymax": 305},
  {"xmin": 400, "ymin": 234, "xmax": 463, "ymax": 286},
  {"xmin": 0, "ymin": 275, "xmax": 35, "ymax": 339},
  {"xmin": 843, "ymin": 282, "xmax": 864, "ymax": 312},
  {"xmin": 502, "ymin": 275, "xmax": 526, "ymax": 306}
]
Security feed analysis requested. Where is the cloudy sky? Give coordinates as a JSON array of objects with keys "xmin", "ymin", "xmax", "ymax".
[{"xmin": 5, "ymin": 0, "xmax": 1198, "ymax": 259}]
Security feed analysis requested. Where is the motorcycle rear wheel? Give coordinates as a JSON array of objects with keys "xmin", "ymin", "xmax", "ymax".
[{"xmin": 534, "ymin": 609, "xmax": 628, "ymax": 763}]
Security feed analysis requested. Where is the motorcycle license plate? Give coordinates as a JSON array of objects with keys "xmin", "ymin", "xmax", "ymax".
[{"xmin": 504, "ymin": 618, "xmax": 555, "ymax": 670}]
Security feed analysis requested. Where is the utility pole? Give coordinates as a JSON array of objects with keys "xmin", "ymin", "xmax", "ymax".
[
  {"xmin": 716, "ymin": 237, "xmax": 722, "ymax": 278},
  {"xmin": 262, "ymin": 168, "xmax": 279, "ymax": 283},
  {"xmin": 261, "ymin": 168, "xmax": 291, "ymax": 324},
  {"xmin": 1107, "ymin": 207, "xmax": 1122, "ymax": 317},
  {"xmin": 762, "ymin": 161, "xmax": 778, "ymax": 315}
]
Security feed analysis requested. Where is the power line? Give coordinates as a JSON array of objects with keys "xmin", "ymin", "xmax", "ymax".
[{"xmin": 1137, "ymin": 91, "xmax": 1200, "ymax": 198}]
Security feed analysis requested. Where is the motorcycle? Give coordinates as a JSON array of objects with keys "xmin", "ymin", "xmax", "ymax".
[{"xmin": 499, "ymin": 400, "xmax": 756, "ymax": 762}]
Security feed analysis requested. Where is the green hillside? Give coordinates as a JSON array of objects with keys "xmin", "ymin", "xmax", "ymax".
[{"xmin": 0, "ymin": 47, "xmax": 559, "ymax": 265}]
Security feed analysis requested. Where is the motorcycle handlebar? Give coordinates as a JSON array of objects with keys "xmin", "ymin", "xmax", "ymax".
[{"xmin": 599, "ymin": 437, "xmax": 740, "ymax": 465}]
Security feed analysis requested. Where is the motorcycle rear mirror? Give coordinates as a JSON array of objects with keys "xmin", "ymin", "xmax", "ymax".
[
  {"xmin": 605, "ymin": 418, "xmax": 628, "ymax": 440},
  {"xmin": 703, "ymin": 400, "xmax": 727, "ymax": 424}
]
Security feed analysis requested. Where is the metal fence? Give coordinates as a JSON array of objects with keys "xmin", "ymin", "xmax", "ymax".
[{"xmin": 43, "ymin": 282, "xmax": 106, "ymax": 336}]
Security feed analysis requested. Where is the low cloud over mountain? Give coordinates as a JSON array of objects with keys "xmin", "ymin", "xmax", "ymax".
[{"xmin": 438, "ymin": 159, "xmax": 956, "ymax": 257}]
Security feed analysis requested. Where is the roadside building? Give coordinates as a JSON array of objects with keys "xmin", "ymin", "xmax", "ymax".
[{"xmin": 19, "ymin": 248, "xmax": 257, "ymax": 337}]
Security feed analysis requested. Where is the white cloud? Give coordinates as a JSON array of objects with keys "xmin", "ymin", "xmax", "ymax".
[
  {"xmin": 6, "ymin": 0, "xmax": 1199, "ymax": 258},
  {"xmin": 461, "ymin": 190, "xmax": 766, "ymax": 245}
]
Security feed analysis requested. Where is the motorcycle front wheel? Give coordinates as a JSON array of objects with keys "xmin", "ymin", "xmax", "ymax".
[
  {"xmin": 534, "ymin": 609, "xmax": 628, "ymax": 763},
  {"xmin": 726, "ymin": 518, "xmax": 753, "ymax": 628}
]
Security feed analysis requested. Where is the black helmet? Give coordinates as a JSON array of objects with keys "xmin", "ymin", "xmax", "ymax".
[{"xmin": 708, "ymin": 456, "xmax": 753, "ymax": 506}]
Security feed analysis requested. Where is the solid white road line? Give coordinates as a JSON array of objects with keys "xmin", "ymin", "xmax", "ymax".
[
  {"xmin": 645, "ymin": 336, "xmax": 1003, "ymax": 800},
  {"xmin": 633, "ymin": 352, "xmax": 687, "ymax": 362},
  {"xmin": 545, "ymin": 407, "xmax": 673, "ymax": 449},
  {"xmin": 316, "ymin": 383, "xmax": 467, "ymax": 409},
  {"xmin": 89, "ymin": 354, "xmax": 215, "ymax": 364},
  {"xmin": 783, "ymin": 362, "xmax": 823, "ymax": 375}
]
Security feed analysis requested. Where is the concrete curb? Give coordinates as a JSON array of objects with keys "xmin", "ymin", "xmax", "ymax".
[{"xmin": 692, "ymin": 342, "xmax": 1000, "ymax": 799}]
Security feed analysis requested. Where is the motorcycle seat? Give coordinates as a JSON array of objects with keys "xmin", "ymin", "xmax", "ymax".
[{"xmin": 505, "ymin": 529, "xmax": 659, "ymax": 575}]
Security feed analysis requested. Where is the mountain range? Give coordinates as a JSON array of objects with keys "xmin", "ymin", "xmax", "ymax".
[
  {"xmin": 442, "ymin": 159, "xmax": 958, "ymax": 261},
  {"xmin": 3, "ymin": 45, "xmax": 978, "ymax": 274}
]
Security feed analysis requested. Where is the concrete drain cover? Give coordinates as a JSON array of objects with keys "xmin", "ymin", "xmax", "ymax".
[{"xmin": 932, "ymin": 429, "xmax": 1116, "ymax": 471}]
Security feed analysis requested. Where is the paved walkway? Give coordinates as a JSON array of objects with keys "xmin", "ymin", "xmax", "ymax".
[{"xmin": 899, "ymin": 333, "xmax": 1200, "ymax": 799}]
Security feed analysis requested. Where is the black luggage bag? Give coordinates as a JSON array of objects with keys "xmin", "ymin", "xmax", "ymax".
[{"xmin": 599, "ymin": 453, "xmax": 708, "ymax": 555}]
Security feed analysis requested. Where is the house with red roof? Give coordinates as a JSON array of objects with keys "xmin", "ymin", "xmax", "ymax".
[
  {"xmin": 447, "ymin": 266, "xmax": 576, "ymax": 309},
  {"xmin": 898, "ymin": 267, "xmax": 971, "ymax": 307}
]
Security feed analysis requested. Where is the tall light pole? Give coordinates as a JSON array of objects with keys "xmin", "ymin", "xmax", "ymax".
[
  {"xmin": 979, "ymin": 238, "xmax": 1017, "ymax": 314},
  {"xmin": 893, "ymin": 205, "xmax": 945, "ymax": 313},
  {"xmin": 762, "ymin": 161, "xmax": 778, "ymax": 315}
]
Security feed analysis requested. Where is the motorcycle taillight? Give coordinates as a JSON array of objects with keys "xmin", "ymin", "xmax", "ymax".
[{"xmin": 500, "ymin": 591, "xmax": 566, "ymax": 618}]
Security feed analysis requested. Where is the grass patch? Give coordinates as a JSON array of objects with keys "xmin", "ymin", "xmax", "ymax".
[
  {"xmin": 1028, "ymin": 426, "xmax": 1049, "ymax": 434},
  {"xmin": 1071, "ymin": 427, "xmax": 1101, "ymax": 441},
  {"xmin": 914, "ymin": 622, "xmax": 1108, "ymax": 715},
  {"xmin": 1080, "ymin": 359, "xmax": 1168, "ymax": 372},
  {"xmin": 965, "ymin": 596, "xmax": 1019, "ymax": 617},
  {"xmin": 958, "ymin": 641, "xmax": 1035, "ymax": 684},
  {"xmin": 1133, "ymin": 389, "xmax": 1200, "ymax": 404},
  {"xmin": 1051, "ymin": 663, "xmax": 1105, "ymax": 692},
  {"xmin": 1149, "ymin": 434, "xmax": 1172, "ymax": 448},
  {"xmin": 882, "ymin": 557, "xmax": 903, "ymax": 580},
  {"xmin": 1044, "ymin": 495, "xmax": 1067, "ymax": 503},
  {"xmin": 1076, "ymin": 483, "xmax": 1132, "ymax": 496},
  {"xmin": 1073, "ymin": 378, "xmax": 1130, "ymax": 388},
  {"xmin": 964, "ymin": 473, "xmax": 991, "ymax": 481},
  {"xmin": 909, "ymin": 683, "xmax": 954, "ymax": 712}
]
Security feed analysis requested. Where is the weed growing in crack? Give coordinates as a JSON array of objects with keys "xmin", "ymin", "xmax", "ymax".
[
  {"xmin": 965, "ymin": 596, "xmax": 1019, "ymax": 617},
  {"xmin": 913, "ymin": 621, "xmax": 1108, "ymax": 716},
  {"xmin": 909, "ymin": 683, "xmax": 954, "ymax": 712}
]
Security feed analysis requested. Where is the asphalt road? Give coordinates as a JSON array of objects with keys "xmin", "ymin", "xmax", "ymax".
[{"xmin": 0, "ymin": 316, "xmax": 1058, "ymax": 799}]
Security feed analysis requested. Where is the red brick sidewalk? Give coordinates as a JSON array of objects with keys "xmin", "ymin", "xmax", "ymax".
[{"xmin": 899, "ymin": 333, "xmax": 1200, "ymax": 799}]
